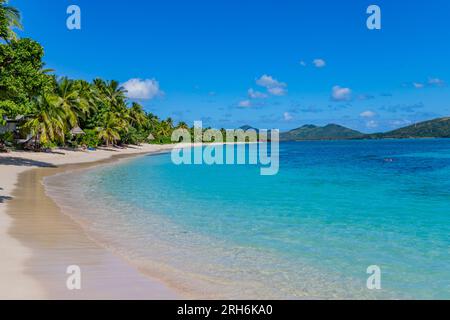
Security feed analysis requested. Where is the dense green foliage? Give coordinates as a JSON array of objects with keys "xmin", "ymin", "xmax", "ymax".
[
  {"xmin": 0, "ymin": 38, "xmax": 53, "ymax": 118},
  {"xmin": 0, "ymin": 0, "xmax": 21, "ymax": 42},
  {"xmin": 0, "ymin": 2, "xmax": 191, "ymax": 150}
]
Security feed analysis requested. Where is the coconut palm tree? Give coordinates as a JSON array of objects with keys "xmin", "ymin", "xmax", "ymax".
[
  {"xmin": 176, "ymin": 121, "xmax": 189, "ymax": 129},
  {"xmin": 156, "ymin": 120, "xmax": 171, "ymax": 137},
  {"xmin": 54, "ymin": 77, "xmax": 88, "ymax": 128},
  {"xmin": 103, "ymin": 80, "xmax": 127, "ymax": 112},
  {"xmin": 96, "ymin": 112, "xmax": 127, "ymax": 147},
  {"xmin": 75, "ymin": 79, "xmax": 98, "ymax": 116},
  {"xmin": 165, "ymin": 117, "xmax": 174, "ymax": 130},
  {"xmin": 23, "ymin": 95, "xmax": 68, "ymax": 147},
  {"xmin": 128, "ymin": 102, "xmax": 147, "ymax": 128},
  {"xmin": 145, "ymin": 113, "xmax": 160, "ymax": 131},
  {"xmin": 0, "ymin": 0, "xmax": 22, "ymax": 42},
  {"xmin": 92, "ymin": 78, "xmax": 106, "ymax": 93}
]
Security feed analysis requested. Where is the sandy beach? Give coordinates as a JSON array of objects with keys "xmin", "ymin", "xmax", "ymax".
[{"xmin": 0, "ymin": 143, "xmax": 191, "ymax": 299}]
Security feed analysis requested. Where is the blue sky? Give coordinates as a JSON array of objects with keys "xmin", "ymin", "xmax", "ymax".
[{"xmin": 13, "ymin": 0, "xmax": 450, "ymax": 132}]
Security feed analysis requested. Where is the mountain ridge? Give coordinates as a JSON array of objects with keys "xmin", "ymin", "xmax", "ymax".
[
  {"xmin": 241, "ymin": 116, "xmax": 450, "ymax": 141},
  {"xmin": 279, "ymin": 123, "xmax": 364, "ymax": 141},
  {"xmin": 365, "ymin": 117, "xmax": 450, "ymax": 139}
]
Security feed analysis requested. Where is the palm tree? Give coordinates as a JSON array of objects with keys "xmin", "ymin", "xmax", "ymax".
[
  {"xmin": 156, "ymin": 120, "xmax": 171, "ymax": 137},
  {"xmin": 103, "ymin": 80, "xmax": 127, "ymax": 112},
  {"xmin": 96, "ymin": 112, "xmax": 127, "ymax": 147},
  {"xmin": 145, "ymin": 113, "xmax": 160, "ymax": 131},
  {"xmin": 128, "ymin": 102, "xmax": 147, "ymax": 128},
  {"xmin": 75, "ymin": 79, "xmax": 98, "ymax": 116},
  {"xmin": 0, "ymin": 0, "xmax": 22, "ymax": 42},
  {"xmin": 177, "ymin": 121, "xmax": 189, "ymax": 130},
  {"xmin": 92, "ymin": 78, "xmax": 106, "ymax": 93},
  {"xmin": 165, "ymin": 117, "xmax": 174, "ymax": 129},
  {"xmin": 92, "ymin": 80, "xmax": 129, "ymax": 129},
  {"xmin": 54, "ymin": 77, "xmax": 88, "ymax": 128},
  {"xmin": 23, "ymin": 95, "xmax": 68, "ymax": 147}
]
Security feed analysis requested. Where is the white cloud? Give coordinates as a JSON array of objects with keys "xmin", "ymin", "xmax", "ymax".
[
  {"xmin": 428, "ymin": 78, "xmax": 445, "ymax": 87},
  {"xmin": 122, "ymin": 78, "xmax": 162, "ymax": 100},
  {"xmin": 299, "ymin": 60, "xmax": 307, "ymax": 66},
  {"xmin": 238, "ymin": 100, "xmax": 251, "ymax": 108},
  {"xmin": 331, "ymin": 85, "xmax": 352, "ymax": 101},
  {"xmin": 248, "ymin": 88, "xmax": 268, "ymax": 99},
  {"xmin": 360, "ymin": 110, "xmax": 376, "ymax": 118},
  {"xmin": 313, "ymin": 58, "xmax": 326, "ymax": 68},
  {"xmin": 256, "ymin": 74, "xmax": 286, "ymax": 88},
  {"xmin": 366, "ymin": 120, "xmax": 378, "ymax": 129},
  {"xmin": 283, "ymin": 112, "xmax": 293, "ymax": 121},
  {"xmin": 412, "ymin": 78, "xmax": 445, "ymax": 89},
  {"xmin": 256, "ymin": 74, "xmax": 287, "ymax": 96},
  {"xmin": 268, "ymin": 86, "xmax": 287, "ymax": 96}
]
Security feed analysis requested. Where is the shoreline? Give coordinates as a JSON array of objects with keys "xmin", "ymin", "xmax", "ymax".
[{"xmin": 0, "ymin": 143, "xmax": 196, "ymax": 299}]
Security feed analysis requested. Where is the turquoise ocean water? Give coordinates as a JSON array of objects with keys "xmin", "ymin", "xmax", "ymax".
[{"xmin": 45, "ymin": 140, "xmax": 450, "ymax": 299}]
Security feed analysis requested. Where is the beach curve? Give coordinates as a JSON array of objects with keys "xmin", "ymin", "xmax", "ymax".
[{"xmin": 0, "ymin": 143, "xmax": 193, "ymax": 299}]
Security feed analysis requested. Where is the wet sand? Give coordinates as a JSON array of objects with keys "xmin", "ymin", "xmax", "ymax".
[
  {"xmin": 8, "ymin": 155, "xmax": 179, "ymax": 299},
  {"xmin": 0, "ymin": 144, "xmax": 189, "ymax": 299}
]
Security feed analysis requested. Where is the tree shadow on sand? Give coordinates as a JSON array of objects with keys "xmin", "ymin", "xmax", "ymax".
[
  {"xmin": 0, "ymin": 187, "xmax": 13, "ymax": 203},
  {"xmin": 97, "ymin": 147, "xmax": 120, "ymax": 152},
  {"xmin": 0, "ymin": 195, "xmax": 13, "ymax": 203},
  {"xmin": 0, "ymin": 157, "xmax": 56, "ymax": 168}
]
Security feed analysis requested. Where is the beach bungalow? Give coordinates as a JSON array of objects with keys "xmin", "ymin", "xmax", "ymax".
[
  {"xmin": 0, "ymin": 116, "xmax": 23, "ymax": 134},
  {"xmin": 70, "ymin": 126, "xmax": 85, "ymax": 137},
  {"xmin": 0, "ymin": 115, "xmax": 33, "ymax": 145},
  {"xmin": 147, "ymin": 133, "xmax": 155, "ymax": 141}
]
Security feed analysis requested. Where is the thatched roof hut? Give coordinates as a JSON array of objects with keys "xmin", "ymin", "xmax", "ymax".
[
  {"xmin": 147, "ymin": 133, "xmax": 155, "ymax": 140},
  {"xmin": 70, "ymin": 126, "xmax": 85, "ymax": 136}
]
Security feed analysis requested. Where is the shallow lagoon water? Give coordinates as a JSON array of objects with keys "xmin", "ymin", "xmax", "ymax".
[{"xmin": 46, "ymin": 140, "xmax": 450, "ymax": 299}]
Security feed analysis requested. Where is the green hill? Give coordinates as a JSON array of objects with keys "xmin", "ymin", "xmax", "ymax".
[
  {"xmin": 245, "ymin": 117, "xmax": 450, "ymax": 141},
  {"xmin": 239, "ymin": 125, "xmax": 259, "ymax": 132},
  {"xmin": 367, "ymin": 117, "xmax": 450, "ymax": 139},
  {"xmin": 280, "ymin": 124, "xmax": 363, "ymax": 141}
]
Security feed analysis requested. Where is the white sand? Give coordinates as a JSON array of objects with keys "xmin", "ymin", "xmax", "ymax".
[
  {"xmin": 0, "ymin": 165, "xmax": 43, "ymax": 299},
  {"xmin": 0, "ymin": 143, "xmax": 191, "ymax": 299}
]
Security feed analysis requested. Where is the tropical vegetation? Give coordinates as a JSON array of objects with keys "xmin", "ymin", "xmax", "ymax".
[{"xmin": 0, "ymin": 1, "xmax": 194, "ymax": 151}]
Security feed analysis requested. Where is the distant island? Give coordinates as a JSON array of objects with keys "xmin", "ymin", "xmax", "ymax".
[
  {"xmin": 277, "ymin": 117, "xmax": 450, "ymax": 141},
  {"xmin": 279, "ymin": 124, "xmax": 362, "ymax": 141}
]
